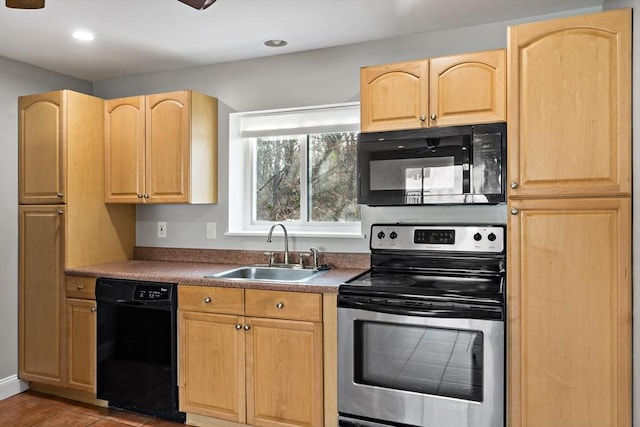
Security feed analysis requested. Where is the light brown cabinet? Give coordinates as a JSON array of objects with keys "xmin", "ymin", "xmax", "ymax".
[
  {"xmin": 508, "ymin": 198, "xmax": 631, "ymax": 427},
  {"xmin": 18, "ymin": 90, "xmax": 135, "ymax": 395},
  {"xmin": 18, "ymin": 205, "xmax": 65, "ymax": 386},
  {"xmin": 507, "ymin": 9, "xmax": 632, "ymax": 427},
  {"xmin": 65, "ymin": 275, "xmax": 97, "ymax": 393},
  {"xmin": 507, "ymin": 9, "xmax": 631, "ymax": 199},
  {"xmin": 105, "ymin": 90, "xmax": 218, "ymax": 204},
  {"xmin": 360, "ymin": 49, "xmax": 505, "ymax": 132},
  {"xmin": 178, "ymin": 286, "xmax": 324, "ymax": 427}
]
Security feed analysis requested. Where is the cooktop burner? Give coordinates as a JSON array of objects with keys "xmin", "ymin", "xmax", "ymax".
[{"xmin": 347, "ymin": 271, "xmax": 501, "ymax": 294}]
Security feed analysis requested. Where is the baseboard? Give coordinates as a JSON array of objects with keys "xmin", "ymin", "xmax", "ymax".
[{"xmin": 0, "ymin": 375, "xmax": 29, "ymax": 401}]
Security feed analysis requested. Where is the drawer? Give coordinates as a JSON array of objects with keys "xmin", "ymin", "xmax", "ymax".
[
  {"xmin": 179, "ymin": 285, "xmax": 244, "ymax": 315},
  {"xmin": 245, "ymin": 289, "xmax": 322, "ymax": 322},
  {"xmin": 65, "ymin": 275, "xmax": 96, "ymax": 299}
]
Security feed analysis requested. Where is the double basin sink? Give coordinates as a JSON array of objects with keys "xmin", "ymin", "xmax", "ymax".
[{"xmin": 206, "ymin": 265, "xmax": 327, "ymax": 283}]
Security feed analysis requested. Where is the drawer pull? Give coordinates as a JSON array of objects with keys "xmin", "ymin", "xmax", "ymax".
[
  {"xmin": 76, "ymin": 285, "xmax": 84, "ymax": 291},
  {"xmin": 91, "ymin": 307, "xmax": 97, "ymax": 313},
  {"xmin": 276, "ymin": 302, "xmax": 284, "ymax": 309},
  {"xmin": 203, "ymin": 297, "xmax": 212, "ymax": 304}
]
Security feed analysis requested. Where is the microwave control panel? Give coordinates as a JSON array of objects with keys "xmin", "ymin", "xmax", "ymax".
[{"xmin": 371, "ymin": 224, "xmax": 504, "ymax": 253}]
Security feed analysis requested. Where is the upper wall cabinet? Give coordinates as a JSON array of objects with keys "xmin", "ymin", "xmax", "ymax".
[
  {"xmin": 507, "ymin": 9, "xmax": 631, "ymax": 198},
  {"xmin": 360, "ymin": 49, "xmax": 506, "ymax": 132},
  {"xmin": 19, "ymin": 91, "xmax": 65, "ymax": 204},
  {"xmin": 105, "ymin": 90, "xmax": 218, "ymax": 204}
]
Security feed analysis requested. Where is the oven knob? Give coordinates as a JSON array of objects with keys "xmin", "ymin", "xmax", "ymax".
[
  {"xmin": 488, "ymin": 233, "xmax": 497, "ymax": 242},
  {"xmin": 473, "ymin": 233, "xmax": 482, "ymax": 241},
  {"xmin": 377, "ymin": 231, "xmax": 386, "ymax": 239},
  {"xmin": 389, "ymin": 231, "xmax": 397, "ymax": 239}
]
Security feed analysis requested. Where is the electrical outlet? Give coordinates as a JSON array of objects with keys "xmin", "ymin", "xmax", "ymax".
[
  {"xmin": 158, "ymin": 221, "xmax": 167, "ymax": 238},
  {"xmin": 206, "ymin": 222, "xmax": 216, "ymax": 239}
]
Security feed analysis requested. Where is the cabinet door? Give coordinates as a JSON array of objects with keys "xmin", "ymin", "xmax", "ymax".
[
  {"xmin": 360, "ymin": 60, "xmax": 428, "ymax": 132},
  {"xmin": 65, "ymin": 298, "xmax": 96, "ymax": 392},
  {"xmin": 508, "ymin": 197, "xmax": 631, "ymax": 427},
  {"xmin": 146, "ymin": 91, "xmax": 190, "ymax": 203},
  {"xmin": 507, "ymin": 9, "xmax": 631, "ymax": 198},
  {"xmin": 105, "ymin": 96, "xmax": 146, "ymax": 203},
  {"xmin": 18, "ymin": 91, "xmax": 65, "ymax": 204},
  {"xmin": 19, "ymin": 205, "xmax": 65, "ymax": 386},
  {"xmin": 246, "ymin": 317, "xmax": 323, "ymax": 427},
  {"xmin": 429, "ymin": 49, "xmax": 505, "ymax": 127},
  {"xmin": 179, "ymin": 311, "xmax": 246, "ymax": 423}
]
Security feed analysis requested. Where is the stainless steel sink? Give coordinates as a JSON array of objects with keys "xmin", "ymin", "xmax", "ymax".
[{"xmin": 206, "ymin": 265, "xmax": 326, "ymax": 283}]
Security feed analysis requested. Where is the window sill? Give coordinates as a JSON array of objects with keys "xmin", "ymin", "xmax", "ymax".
[{"xmin": 225, "ymin": 230, "xmax": 365, "ymax": 239}]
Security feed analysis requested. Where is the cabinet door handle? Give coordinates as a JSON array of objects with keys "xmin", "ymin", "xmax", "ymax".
[
  {"xmin": 76, "ymin": 285, "xmax": 84, "ymax": 290},
  {"xmin": 244, "ymin": 324, "xmax": 251, "ymax": 331},
  {"xmin": 419, "ymin": 114, "xmax": 426, "ymax": 122},
  {"xmin": 511, "ymin": 208, "xmax": 520, "ymax": 215},
  {"xmin": 57, "ymin": 192, "xmax": 63, "ymax": 198},
  {"xmin": 91, "ymin": 307, "xmax": 97, "ymax": 313},
  {"xmin": 430, "ymin": 113, "xmax": 437, "ymax": 120},
  {"xmin": 510, "ymin": 181, "xmax": 519, "ymax": 189},
  {"xmin": 203, "ymin": 297, "xmax": 212, "ymax": 304},
  {"xmin": 143, "ymin": 194, "xmax": 150, "ymax": 199},
  {"xmin": 137, "ymin": 194, "xmax": 144, "ymax": 199},
  {"xmin": 235, "ymin": 324, "xmax": 242, "ymax": 330},
  {"xmin": 57, "ymin": 210, "xmax": 64, "ymax": 215},
  {"xmin": 276, "ymin": 302, "xmax": 284, "ymax": 309}
]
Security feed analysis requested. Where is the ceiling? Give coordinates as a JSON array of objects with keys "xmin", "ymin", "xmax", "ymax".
[{"xmin": 0, "ymin": 0, "xmax": 603, "ymax": 82}]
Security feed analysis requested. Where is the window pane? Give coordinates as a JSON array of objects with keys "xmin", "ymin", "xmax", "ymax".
[
  {"xmin": 308, "ymin": 132, "xmax": 360, "ymax": 222},
  {"xmin": 255, "ymin": 136, "xmax": 301, "ymax": 221}
]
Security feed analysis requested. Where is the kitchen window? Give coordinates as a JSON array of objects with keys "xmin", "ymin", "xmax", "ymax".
[{"xmin": 228, "ymin": 102, "xmax": 362, "ymax": 237}]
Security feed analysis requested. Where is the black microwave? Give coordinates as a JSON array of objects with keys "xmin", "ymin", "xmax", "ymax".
[{"xmin": 357, "ymin": 122, "xmax": 506, "ymax": 205}]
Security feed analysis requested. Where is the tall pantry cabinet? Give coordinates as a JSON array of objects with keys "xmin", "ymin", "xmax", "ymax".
[
  {"xmin": 18, "ymin": 90, "xmax": 135, "ymax": 391},
  {"xmin": 507, "ymin": 9, "xmax": 631, "ymax": 427}
]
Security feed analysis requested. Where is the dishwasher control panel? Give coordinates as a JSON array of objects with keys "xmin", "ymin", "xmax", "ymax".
[{"xmin": 134, "ymin": 284, "xmax": 171, "ymax": 301}]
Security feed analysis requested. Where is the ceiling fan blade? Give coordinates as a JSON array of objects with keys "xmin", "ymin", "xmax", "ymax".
[
  {"xmin": 6, "ymin": 0, "xmax": 45, "ymax": 8},
  {"xmin": 177, "ymin": 0, "xmax": 216, "ymax": 10}
]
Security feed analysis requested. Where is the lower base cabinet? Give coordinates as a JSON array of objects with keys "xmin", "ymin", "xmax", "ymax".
[
  {"xmin": 64, "ymin": 276, "xmax": 97, "ymax": 393},
  {"xmin": 178, "ymin": 286, "xmax": 324, "ymax": 427},
  {"xmin": 508, "ymin": 197, "xmax": 631, "ymax": 427}
]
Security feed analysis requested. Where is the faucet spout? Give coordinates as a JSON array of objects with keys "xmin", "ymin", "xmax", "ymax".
[{"xmin": 267, "ymin": 223, "xmax": 289, "ymax": 265}]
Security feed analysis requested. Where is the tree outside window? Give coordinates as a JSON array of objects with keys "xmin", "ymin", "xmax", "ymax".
[{"xmin": 254, "ymin": 132, "xmax": 359, "ymax": 224}]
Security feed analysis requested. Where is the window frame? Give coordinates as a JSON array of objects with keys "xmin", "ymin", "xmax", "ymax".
[{"xmin": 227, "ymin": 102, "xmax": 363, "ymax": 238}]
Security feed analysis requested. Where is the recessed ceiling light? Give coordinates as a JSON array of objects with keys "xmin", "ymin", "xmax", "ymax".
[
  {"xmin": 72, "ymin": 30, "xmax": 94, "ymax": 41},
  {"xmin": 264, "ymin": 39, "xmax": 287, "ymax": 48}
]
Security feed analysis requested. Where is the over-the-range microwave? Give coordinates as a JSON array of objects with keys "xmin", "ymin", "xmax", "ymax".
[{"xmin": 357, "ymin": 122, "xmax": 506, "ymax": 205}]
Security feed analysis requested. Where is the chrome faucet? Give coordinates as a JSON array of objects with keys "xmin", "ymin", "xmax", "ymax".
[{"xmin": 267, "ymin": 223, "xmax": 289, "ymax": 265}]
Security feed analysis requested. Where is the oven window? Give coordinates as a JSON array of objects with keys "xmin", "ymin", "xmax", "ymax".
[{"xmin": 354, "ymin": 321, "xmax": 483, "ymax": 402}]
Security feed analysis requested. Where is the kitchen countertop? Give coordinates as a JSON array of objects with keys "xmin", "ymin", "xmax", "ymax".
[{"xmin": 66, "ymin": 259, "xmax": 368, "ymax": 294}]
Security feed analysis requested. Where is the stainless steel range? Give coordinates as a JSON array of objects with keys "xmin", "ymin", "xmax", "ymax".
[{"xmin": 338, "ymin": 224, "xmax": 505, "ymax": 427}]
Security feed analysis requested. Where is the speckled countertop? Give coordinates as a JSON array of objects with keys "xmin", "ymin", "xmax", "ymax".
[{"xmin": 65, "ymin": 247, "xmax": 370, "ymax": 294}]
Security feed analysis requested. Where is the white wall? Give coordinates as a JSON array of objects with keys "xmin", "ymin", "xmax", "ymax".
[
  {"xmin": 0, "ymin": 57, "xmax": 92, "ymax": 398},
  {"xmin": 93, "ymin": 7, "xmax": 599, "ymax": 256}
]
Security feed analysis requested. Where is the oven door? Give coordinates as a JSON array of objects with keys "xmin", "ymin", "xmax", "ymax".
[{"xmin": 337, "ymin": 306, "xmax": 504, "ymax": 427}]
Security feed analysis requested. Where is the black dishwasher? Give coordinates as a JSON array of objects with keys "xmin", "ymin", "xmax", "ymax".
[{"xmin": 96, "ymin": 278, "xmax": 185, "ymax": 423}]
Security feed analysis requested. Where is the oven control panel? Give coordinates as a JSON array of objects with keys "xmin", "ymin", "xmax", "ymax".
[{"xmin": 370, "ymin": 224, "xmax": 504, "ymax": 253}]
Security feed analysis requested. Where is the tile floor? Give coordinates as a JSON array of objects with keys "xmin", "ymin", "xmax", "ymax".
[{"xmin": 0, "ymin": 391, "xmax": 185, "ymax": 426}]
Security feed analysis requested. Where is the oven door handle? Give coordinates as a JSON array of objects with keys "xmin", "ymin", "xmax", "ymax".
[{"xmin": 340, "ymin": 299, "xmax": 502, "ymax": 319}]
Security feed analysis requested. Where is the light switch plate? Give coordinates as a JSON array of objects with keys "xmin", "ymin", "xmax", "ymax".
[{"xmin": 206, "ymin": 222, "xmax": 216, "ymax": 239}]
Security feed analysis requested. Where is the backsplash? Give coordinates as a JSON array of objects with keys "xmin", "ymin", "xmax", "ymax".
[{"xmin": 133, "ymin": 247, "xmax": 370, "ymax": 269}]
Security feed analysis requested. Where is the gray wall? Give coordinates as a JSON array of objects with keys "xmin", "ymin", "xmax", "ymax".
[
  {"xmin": 92, "ymin": 8, "xmax": 599, "ymax": 256},
  {"xmin": 0, "ymin": 57, "xmax": 92, "ymax": 396},
  {"xmin": 8, "ymin": 4, "xmax": 635, "ymax": 418}
]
